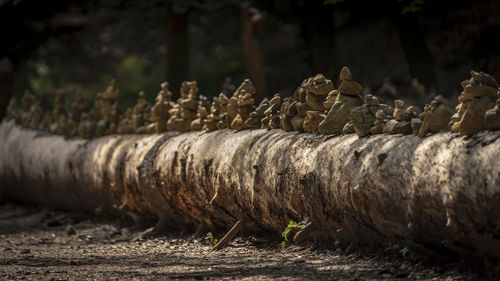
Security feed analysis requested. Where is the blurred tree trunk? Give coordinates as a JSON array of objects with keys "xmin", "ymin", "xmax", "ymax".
[
  {"xmin": 166, "ymin": 1, "xmax": 189, "ymax": 97},
  {"xmin": 395, "ymin": 13, "xmax": 438, "ymax": 94},
  {"xmin": 297, "ymin": 3, "xmax": 336, "ymax": 77},
  {"xmin": 0, "ymin": 58, "xmax": 13, "ymax": 120},
  {"xmin": 241, "ymin": 4, "xmax": 267, "ymax": 101}
]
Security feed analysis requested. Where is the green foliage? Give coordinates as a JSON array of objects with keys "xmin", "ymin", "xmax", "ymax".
[
  {"xmin": 281, "ymin": 220, "xmax": 306, "ymax": 248},
  {"xmin": 203, "ymin": 232, "xmax": 218, "ymax": 245},
  {"xmin": 398, "ymin": 0, "xmax": 424, "ymax": 14},
  {"xmin": 94, "ymin": 206, "xmax": 102, "ymax": 215}
]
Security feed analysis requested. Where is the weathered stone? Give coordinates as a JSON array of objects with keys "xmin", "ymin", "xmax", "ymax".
[
  {"xmin": 342, "ymin": 120, "xmax": 355, "ymax": 134},
  {"xmin": 456, "ymin": 96, "xmax": 495, "ymax": 135},
  {"xmin": 323, "ymin": 90, "xmax": 338, "ymax": 110},
  {"xmin": 232, "ymin": 79, "xmax": 256, "ymax": 98},
  {"xmin": 370, "ymin": 110, "xmax": 386, "ymax": 135},
  {"xmin": 151, "ymin": 82, "xmax": 174, "ymax": 133},
  {"xmin": 303, "ymin": 74, "xmax": 334, "ymax": 96},
  {"xmin": 409, "ymin": 118, "xmax": 421, "ymax": 135},
  {"xmin": 427, "ymin": 104, "xmax": 454, "ymax": 133},
  {"xmin": 338, "ymin": 80, "xmax": 363, "ymax": 96},
  {"xmin": 339, "ymin": 66, "xmax": 352, "ymax": 80},
  {"xmin": 306, "ymin": 93, "xmax": 326, "ymax": 111},
  {"xmin": 318, "ymin": 94, "xmax": 363, "ymax": 135},
  {"xmin": 383, "ymin": 119, "xmax": 411, "ymax": 134},
  {"xmin": 303, "ymin": 111, "xmax": 325, "ymax": 133},
  {"xmin": 290, "ymin": 115, "xmax": 305, "ymax": 132},
  {"xmin": 350, "ymin": 105, "xmax": 375, "ymax": 137},
  {"xmin": 280, "ymin": 115, "xmax": 293, "ymax": 132},
  {"xmin": 450, "ymin": 71, "xmax": 498, "ymax": 135},
  {"xmin": 286, "ymin": 100, "xmax": 298, "ymax": 117},
  {"xmin": 393, "ymin": 100, "xmax": 407, "ymax": 121},
  {"xmin": 296, "ymin": 101, "xmax": 313, "ymax": 116}
]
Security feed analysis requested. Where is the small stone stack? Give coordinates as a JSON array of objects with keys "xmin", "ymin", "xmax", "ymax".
[
  {"xmin": 349, "ymin": 94, "xmax": 393, "ymax": 137},
  {"xmin": 279, "ymin": 97, "xmax": 295, "ymax": 132},
  {"xmin": 322, "ymin": 90, "xmax": 338, "ymax": 110},
  {"xmin": 94, "ymin": 80, "xmax": 120, "ymax": 136},
  {"xmin": 132, "ymin": 91, "xmax": 152, "ymax": 134},
  {"xmin": 288, "ymin": 87, "xmax": 309, "ymax": 132},
  {"xmin": 231, "ymin": 89, "xmax": 256, "ymax": 130},
  {"xmin": 216, "ymin": 99, "xmax": 228, "ymax": 129},
  {"xmin": 167, "ymin": 81, "xmax": 199, "ymax": 132},
  {"xmin": 261, "ymin": 94, "xmax": 281, "ymax": 130},
  {"xmin": 191, "ymin": 95, "xmax": 210, "ymax": 130},
  {"xmin": 383, "ymin": 100, "xmax": 413, "ymax": 134},
  {"xmin": 370, "ymin": 110, "xmax": 389, "ymax": 135},
  {"xmin": 318, "ymin": 67, "xmax": 364, "ymax": 135},
  {"xmin": 416, "ymin": 95, "xmax": 454, "ymax": 137},
  {"xmin": 70, "ymin": 92, "xmax": 90, "ymax": 126},
  {"xmin": 302, "ymin": 74, "xmax": 332, "ymax": 133},
  {"xmin": 204, "ymin": 92, "xmax": 229, "ymax": 131},
  {"xmin": 78, "ymin": 112, "xmax": 96, "ymax": 139},
  {"xmin": 227, "ymin": 79, "xmax": 257, "ymax": 129},
  {"xmin": 449, "ymin": 71, "xmax": 499, "ymax": 135},
  {"xmin": 245, "ymin": 97, "xmax": 269, "ymax": 129},
  {"xmin": 117, "ymin": 108, "xmax": 135, "ymax": 134},
  {"xmin": 150, "ymin": 82, "xmax": 174, "ymax": 133}
]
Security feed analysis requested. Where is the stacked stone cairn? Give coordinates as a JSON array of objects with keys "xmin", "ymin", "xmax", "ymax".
[
  {"xmin": 229, "ymin": 79, "xmax": 257, "ymax": 130},
  {"xmin": 318, "ymin": 67, "xmax": 364, "ymax": 135},
  {"xmin": 150, "ymin": 82, "xmax": 174, "ymax": 133},
  {"xmin": 261, "ymin": 94, "xmax": 281, "ymax": 130},
  {"xmin": 190, "ymin": 95, "xmax": 210, "ymax": 130},
  {"xmin": 416, "ymin": 95, "xmax": 454, "ymax": 137},
  {"xmin": 382, "ymin": 100, "xmax": 414, "ymax": 134},
  {"xmin": 94, "ymin": 80, "xmax": 120, "ymax": 137},
  {"xmin": 449, "ymin": 71, "xmax": 499, "ymax": 135},
  {"xmin": 5, "ymin": 69, "xmax": 500, "ymax": 140},
  {"xmin": 132, "ymin": 91, "xmax": 152, "ymax": 134},
  {"xmin": 204, "ymin": 92, "xmax": 229, "ymax": 131},
  {"xmin": 166, "ymin": 81, "xmax": 198, "ymax": 132},
  {"xmin": 348, "ymin": 94, "xmax": 393, "ymax": 137}
]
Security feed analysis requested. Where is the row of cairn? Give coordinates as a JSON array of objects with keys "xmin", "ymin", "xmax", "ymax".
[{"xmin": 5, "ymin": 67, "xmax": 500, "ymax": 139}]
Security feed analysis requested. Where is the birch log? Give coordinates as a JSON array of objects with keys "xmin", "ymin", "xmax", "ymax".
[{"xmin": 1, "ymin": 120, "xmax": 499, "ymax": 258}]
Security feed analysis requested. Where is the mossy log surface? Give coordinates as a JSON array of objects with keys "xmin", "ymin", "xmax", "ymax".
[{"xmin": 1, "ymin": 120, "xmax": 500, "ymax": 258}]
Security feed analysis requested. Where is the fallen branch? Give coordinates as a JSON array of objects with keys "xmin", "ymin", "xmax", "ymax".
[{"xmin": 1, "ymin": 120, "xmax": 499, "ymax": 259}]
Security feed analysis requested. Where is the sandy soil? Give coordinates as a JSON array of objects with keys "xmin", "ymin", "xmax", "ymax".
[{"xmin": 0, "ymin": 203, "xmax": 485, "ymax": 280}]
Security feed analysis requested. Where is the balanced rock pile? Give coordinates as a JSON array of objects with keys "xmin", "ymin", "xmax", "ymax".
[
  {"xmin": 203, "ymin": 92, "xmax": 228, "ymax": 131},
  {"xmin": 261, "ymin": 94, "xmax": 281, "ymax": 130},
  {"xmin": 449, "ymin": 71, "xmax": 499, "ymax": 134},
  {"xmin": 167, "ymin": 81, "xmax": 199, "ymax": 132},
  {"xmin": 349, "ymin": 94, "xmax": 393, "ymax": 137},
  {"xmin": 132, "ymin": 91, "xmax": 152, "ymax": 134},
  {"xmin": 5, "ymin": 67, "xmax": 500, "ymax": 141},
  {"xmin": 229, "ymin": 79, "xmax": 257, "ymax": 130},
  {"xmin": 190, "ymin": 95, "xmax": 210, "ymax": 130},
  {"xmin": 150, "ymin": 82, "xmax": 173, "ymax": 133},
  {"xmin": 417, "ymin": 95, "xmax": 454, "ymax": 137},
  {"xmin": 318, "ymin": 67, "xmax": 363, "ymax": 135}
]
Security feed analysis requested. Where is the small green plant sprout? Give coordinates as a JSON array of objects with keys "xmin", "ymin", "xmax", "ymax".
[
  {"xmin": 203, "ymin": 232, "xmax": 218, "ymax": 246},
  {"xmin": 281, "ymin": 220, "xmax": 307, "ymax": 248}
]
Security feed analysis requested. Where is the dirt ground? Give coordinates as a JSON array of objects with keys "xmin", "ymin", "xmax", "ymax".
[{"xmin": 0, "ymin": 203, "xmax": 488, "ymax": 280}]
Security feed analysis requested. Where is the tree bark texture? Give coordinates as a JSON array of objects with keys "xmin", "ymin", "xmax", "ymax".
[{"xmin": 1, "ymin": 120, "xmax": 500, "ymax": 258}]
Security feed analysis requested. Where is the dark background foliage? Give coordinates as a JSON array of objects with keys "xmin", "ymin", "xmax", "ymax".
[{"xmin": 0, "ymin": 0, "xmax": 499, "ymax": 116}]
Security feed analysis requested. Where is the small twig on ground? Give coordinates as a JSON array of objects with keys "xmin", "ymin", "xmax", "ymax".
[{"xmin": 212, "ymin": 218, "xmax": 245, "ymax": 251}]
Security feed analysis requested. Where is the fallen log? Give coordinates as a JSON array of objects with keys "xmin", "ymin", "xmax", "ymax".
[{"xmin": 1, "ymin": 119, "xmax": 500, "ymax": 259}]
